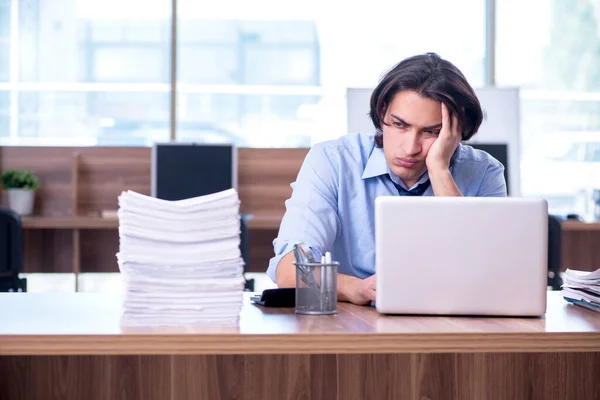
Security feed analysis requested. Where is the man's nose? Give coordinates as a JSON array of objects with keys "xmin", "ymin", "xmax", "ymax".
[{"xmin": 401, "ymin": 130, "xmax": 422, "ymax": 156}]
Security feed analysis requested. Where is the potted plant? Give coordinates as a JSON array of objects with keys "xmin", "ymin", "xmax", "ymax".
[{"xmin": 1, "ymin": 169, "xmax": 40, "ymax": 215}]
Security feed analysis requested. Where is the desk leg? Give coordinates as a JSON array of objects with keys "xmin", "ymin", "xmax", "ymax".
[{"xmin": 72, "ymin": 228, "xmax": 80, "ymax": 292}]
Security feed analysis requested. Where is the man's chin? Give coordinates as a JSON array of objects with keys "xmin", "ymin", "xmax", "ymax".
[{"xmin": 391, "ymin": 166, "xmax": 426, "ymax": 182}]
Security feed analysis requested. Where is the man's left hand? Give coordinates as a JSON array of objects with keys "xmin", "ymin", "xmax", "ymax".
[{"xmin": 426, "ymin": 103, "xmax": 461, "ymax": 172}]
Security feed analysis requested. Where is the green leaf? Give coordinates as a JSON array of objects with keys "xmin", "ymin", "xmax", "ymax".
[{"xmin": 1, "ymin": 169, "xmax": 40, "ymax": 190}]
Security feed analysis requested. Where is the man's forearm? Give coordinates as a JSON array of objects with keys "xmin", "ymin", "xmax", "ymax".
[
  {"xmin": 429, "ymin": 168, "xmax": 463, "ymax": 197},
  {"xmin": 275, "ymin": 251, "xmax": 297, "ymax": 288}
]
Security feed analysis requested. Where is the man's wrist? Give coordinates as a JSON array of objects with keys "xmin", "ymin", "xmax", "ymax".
[
  {"xmin": 337, "ymin": 273, "xmax": 361, "ymax": 303},
  {"xmin": 427, "ymin": 166, "xmax": 452, "ymax": 179},
  {"xmin": 428, "ymin": 167, "xmax": 463, "ymax": 197}
]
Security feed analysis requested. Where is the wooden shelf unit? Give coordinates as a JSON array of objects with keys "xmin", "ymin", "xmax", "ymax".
[
  {"xmin": 3, "ymin": 146, "xmax": 600, "ymax": 281},
  {"xmin": 1, "ymin": 146, "xmax": 302, "ymax": 285}
]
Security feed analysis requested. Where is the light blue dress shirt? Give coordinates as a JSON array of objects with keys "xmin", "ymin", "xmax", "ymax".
[{"xmin": 266, "ymin": 133, "xmax": 507, "ymax": 282}]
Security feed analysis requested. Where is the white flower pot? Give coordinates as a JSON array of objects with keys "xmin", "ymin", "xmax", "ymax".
[{"xmin": 7, "ymin": 188, "xmax": 35, "ymax": 215}]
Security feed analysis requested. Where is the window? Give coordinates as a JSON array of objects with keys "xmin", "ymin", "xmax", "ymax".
[
  {"xmin": 2, "ymin": 0, "xmax": 485, "ymax": 147},
  {"xmin": 496, "ymin": 0, "xmax": 600, "ymax": 215},
  {"xmin": 174, "ymin": 0, "xmax": 485, "ymax": 146},
  {"xmin": 177, "ymin": 0, "xmax": 485, "ymax": 147},
  {"xmin": 0, "ymin": 0, "xmax": 171, "ymax": 145}
]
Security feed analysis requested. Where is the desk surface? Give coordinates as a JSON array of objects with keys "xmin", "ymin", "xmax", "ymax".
[{"xmin": 1, "ymin": 292, "xmax": 599, "ymax": 355}]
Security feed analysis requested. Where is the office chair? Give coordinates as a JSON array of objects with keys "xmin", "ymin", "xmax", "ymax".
[
  {"xmin": 548, "ymin": 215, "xmax": 563, "ymax": 291},
  {"xmin": 0, "ymin": 208, "xmax": 27, "ymax": 292}
]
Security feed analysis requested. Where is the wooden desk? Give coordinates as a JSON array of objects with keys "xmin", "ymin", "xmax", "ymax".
[{"xmin": 1, "ymin": 292, "xmax": 599, "ymax": 400}]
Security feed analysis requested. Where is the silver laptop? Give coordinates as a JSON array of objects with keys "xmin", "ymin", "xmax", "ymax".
[{"xmin": 375, "ymin": 196, "xmax": 548, "ymax": 316}]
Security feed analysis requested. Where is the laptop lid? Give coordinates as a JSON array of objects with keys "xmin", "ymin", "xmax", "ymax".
[{"xmin": 375, "ymin": 196, "xmax": 548, "ymax": 316}]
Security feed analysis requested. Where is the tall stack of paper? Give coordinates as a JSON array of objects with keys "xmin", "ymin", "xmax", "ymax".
[
  {"xmin": 116, "ymin": 188, "xmax": 245, "ymax": 326},
  {"xmin": 562, "ymin": 268, "xmax": 600, "ymax": 313}
]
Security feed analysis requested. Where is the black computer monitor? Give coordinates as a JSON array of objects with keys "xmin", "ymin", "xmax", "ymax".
[
  {"xmin": 469, "ymin": 143, "xmax": 510, "ymax": 195},
  {"xmin": 151, "ymin": 143, "xmax": 237, "ymax": 201}
]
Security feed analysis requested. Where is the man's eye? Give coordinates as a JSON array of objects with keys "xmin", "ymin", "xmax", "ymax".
[
  {"xmin": 393, "ymin": 121, "xmax": 406, "ymax": 128},
  {"xmin": 426, "ymin": 130, "xmax": 440, "ymax": 135}
]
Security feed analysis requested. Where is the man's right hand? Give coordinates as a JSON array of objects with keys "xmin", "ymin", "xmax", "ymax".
[{"xmin": 338, "ymin": 274, "xmax": 376, "ymax": 306}]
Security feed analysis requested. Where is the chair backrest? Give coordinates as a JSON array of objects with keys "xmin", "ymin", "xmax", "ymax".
[
  {"xmin": 548, "ymin": 215, "xmax": 562, "ymax": 290},
  {"xmin": 0, "ymin": 208, "xmax": 23, "ymax": 275},
  {"xmin": 240, "ymin": 214, "xmax": 249, "ymax": 270}
]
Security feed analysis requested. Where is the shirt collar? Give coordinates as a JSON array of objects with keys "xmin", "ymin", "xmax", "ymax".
[
  {"xmin": 361, "ymin": 143, "xmax": 463, "ymax": 187},
  {"xmin": 361, "ymin": 145, "xmax": 388, "ymax": 180}
]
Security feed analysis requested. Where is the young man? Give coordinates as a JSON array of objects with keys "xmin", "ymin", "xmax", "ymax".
[{"xmin": 267, "ymin": 53, "xmax": 507, "ymax": 305}]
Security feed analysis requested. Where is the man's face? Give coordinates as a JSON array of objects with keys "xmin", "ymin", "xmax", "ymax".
[{"xmin": 382, "ymin": 90, "xmax": 443, "ymax": 188}]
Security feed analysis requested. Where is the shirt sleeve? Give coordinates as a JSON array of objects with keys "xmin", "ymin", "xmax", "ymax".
[
  {"xmin": 266, "ymin": 144, "xmax": 341, "ymax": 283},
  {"xmin": 476, "ymin": 161, "xmax": 508, "ymax": 197}
]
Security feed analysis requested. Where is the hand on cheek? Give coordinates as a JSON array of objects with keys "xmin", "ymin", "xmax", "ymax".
[{"xmin": 425, "ymin": 103, "xmax": 461, "ymax": 172}]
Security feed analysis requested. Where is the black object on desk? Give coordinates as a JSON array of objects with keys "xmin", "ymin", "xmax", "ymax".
[
  {"xmin": 251, "ymin": 288, "xmax": 295, "ymax": 307},
  {"xmin": 566, "ymin": 213, "xmax": 584, "ymax": 221}
]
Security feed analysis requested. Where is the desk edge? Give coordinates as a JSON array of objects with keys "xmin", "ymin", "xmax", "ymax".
[{"xmin": 1, "ymin": 332, "xmax": 599, "ymax": 355}]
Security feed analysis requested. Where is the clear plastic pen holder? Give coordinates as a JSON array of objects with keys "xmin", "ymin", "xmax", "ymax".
[{"xmin": 294, "ymin": 261, "xmax": 338, "ymax": 315}]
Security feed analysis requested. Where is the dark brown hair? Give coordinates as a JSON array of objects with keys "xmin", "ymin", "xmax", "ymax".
[{"xmin": 370, "ymin": 53, "xmax": 483, "ymax": 147}]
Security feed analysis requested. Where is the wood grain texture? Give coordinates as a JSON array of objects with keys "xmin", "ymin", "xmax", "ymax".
[
  {"xmin": 562, "ymin": 229, "xmax": 600, "ymax": 272},
  {"xmin": 247, "ymin": 228, "xmax": 277, "ymax": 273},
  {"xmin": 245, "ymin": 354, "xmax": 311, "ymax": 400},
  {"xmin": 0, "ymin": 353, "xmax": 599, "ymax": 400},
  {"xmin": 21, "ymin": 215, "xmax": 277, "ymax": 273},
  {"xmin": 7, "ymin": 146, "xmax": 304, "ymax": 274},
  {"xmin": 0, "ymin": 146, "xmax": 305, "ymax": 218},
  {"xmin": 80, "ymin": 230, "xmax": 119, "ymax": 273},
  {"xmin": 71, "ymin": 153, "xmax": 80, "ymax": 216},
  {"xmin": 21, "ymin": 215, "xmax": 281, "ymax": 230},
  {"xmin": 7, "ymin": 146, "xmax": 600, "ymax": 275},
  {"xmin": 3, "ymin": 332, "xmax": 599, "ymax": 356},
  {"xmin": 237, "ymin": 148, "xmax": 306, "ymax": 217},
  {"xmin": 172, "ymin": 355, "xmax": 245, "ymax": 400},
  {"xmin": 1, "ymin": 292, "xmax": 599, "ymax": 356},
  {"xmin": 309, "ymin": 354, "xmax": 338, "ymax": 400},
  {"xmin": 338, "ymin": 354, "xmax": 411, "ymax": 400},
  {"xmin": 22, "ymin": 216, "xmax": 119, "ymax": 229},
  {"xmin": 22, "ymin": 229, "xmax": 72, "ymax": 273},
  {"xmin": 561, "ymin": 221, "xmax": 600, "ymax": 231},
  {"xmin": 110, "ymin": 356, "xmax": 171, "ymax": 400}
]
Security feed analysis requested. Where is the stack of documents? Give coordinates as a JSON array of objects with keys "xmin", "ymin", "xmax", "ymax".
[
  {"xmin": 116, "ymin": 188, "xmax": 245, "ymax": 326},
  {"xmin": 561, "ymin": 268, "xmax": 600, "ymax": 312}
]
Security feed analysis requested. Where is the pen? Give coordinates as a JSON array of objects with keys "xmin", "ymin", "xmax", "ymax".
[{"xmin": 324, "ymin": 252, "xmax": 332, "ymax": 310}]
